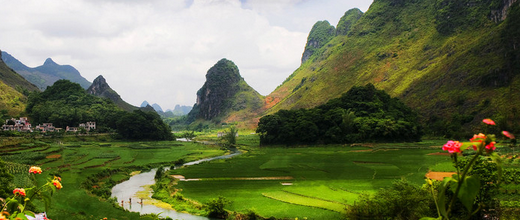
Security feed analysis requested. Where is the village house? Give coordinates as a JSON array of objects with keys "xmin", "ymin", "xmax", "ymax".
[
  {"xmin": 67, "ymin": 122, "xmax": 96, "ymax": 132},
  {"xmin": 2, "ymin": 117, "xmax": 32, "ymax": 132},
  {"xmin": 35, "ymin": 123, "xmax": 56, "ymax": 133}
]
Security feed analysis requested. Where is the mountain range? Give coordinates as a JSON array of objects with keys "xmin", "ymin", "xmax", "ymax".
[
  {"xmin": 1, "ymin": 51, "xmax": 91, "ymax": 90},
  {"xmin": 1, "ymin": 0, "xmax": 519, "ymax": 135}
]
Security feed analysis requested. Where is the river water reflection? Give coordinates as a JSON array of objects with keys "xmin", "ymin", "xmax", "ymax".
[{"xmin": 111, "ymin": 149, "xmax": 241, "ymax": 219}]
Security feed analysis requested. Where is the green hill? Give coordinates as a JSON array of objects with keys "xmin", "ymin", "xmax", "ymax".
[
  {"xmin": 188, "ymin": 58, "xmax": 264, "ymax": 127},
  {"xmin": 0, "ymin": 50, "xmax": 39, "ymax": 116},
  {"xmin": 266, "ymin": 0, "xmax": 520, "ymax": 137}
]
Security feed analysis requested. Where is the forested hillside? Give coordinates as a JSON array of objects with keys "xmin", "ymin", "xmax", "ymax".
[{"xmin": 266, "ymin": 0, "xmax": 520, "ymax": 138}]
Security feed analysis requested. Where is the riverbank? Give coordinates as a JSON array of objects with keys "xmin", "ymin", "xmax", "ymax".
[
  {"xmin": 1, "ymin": 137, "xmax": 227, "ymax": 219},
  {"xmin": 154, "ymin": 140, "xmax": 454, "ymax": 219}
]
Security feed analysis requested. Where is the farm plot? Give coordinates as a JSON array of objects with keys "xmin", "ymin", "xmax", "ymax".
[
  {"xmin": 169, "ymin": 142, "xmax": 451, "ymax": 219},
  {"xmin": 0, "ymin": 137, "xmax": 227, "ymax": 220}
]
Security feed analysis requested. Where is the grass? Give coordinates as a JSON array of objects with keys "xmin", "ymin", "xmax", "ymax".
[
  {"xmin": 163, "ymin": 137, "xmax": 452, "ymax": 219},
  {"xmin": 0, "ymin": 135, "xmax": 227, "ymax": 219}
]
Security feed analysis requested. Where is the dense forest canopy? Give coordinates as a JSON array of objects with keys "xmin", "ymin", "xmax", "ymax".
[
  {"xmin": 256, "ymin": 84, "xmax": 422, "ymax": 145},
  {"xmin": 25, "ymin": 80, "xmax": 173, "ymax": 140}
]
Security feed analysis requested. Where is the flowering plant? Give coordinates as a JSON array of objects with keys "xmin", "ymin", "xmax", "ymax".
[
  {"xmin": 0, "ymin": 166, "xmax": 62, "ymax": 220},
  {"xmin": 422, "ymin": 119, "xmax": 515, "ymax": 220}
]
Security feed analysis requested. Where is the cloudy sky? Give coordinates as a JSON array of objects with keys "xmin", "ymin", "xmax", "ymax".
[{"xmin": 0, "ymin": 0, "xmax": 373, "ymax": 110}]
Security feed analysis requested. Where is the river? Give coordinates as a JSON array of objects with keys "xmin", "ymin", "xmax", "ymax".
[{"xmin": 111, "ymin": 149, "xmax": 242, "ymax": 219}]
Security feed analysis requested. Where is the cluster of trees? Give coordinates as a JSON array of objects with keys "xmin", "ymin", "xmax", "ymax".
[
  {"xmin": 26, "ymin": 80, "xmax": 173, "ymax": 140},
  {"xmin": 256, "ymin": 84, "xmax": 422, "ymax": 145}
]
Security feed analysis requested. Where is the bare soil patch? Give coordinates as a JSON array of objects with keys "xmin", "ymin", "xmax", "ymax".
[
  {"xmin": 425, "ymin": 171, "xmax": 456, "ymax": 181},
  {"xmin": 46, "ymin": 154, "xmax": 61, "ymax": 159}
]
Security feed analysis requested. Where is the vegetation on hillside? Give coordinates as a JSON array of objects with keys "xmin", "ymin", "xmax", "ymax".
[
  {"xmin": 267, "ymin": 0, "xmax": 520, "ymax": 139},
  {"xmin": 26, "ymin": 79, "xmax": 173, "ymax": 140},
  {"xmin": 187, "ymin": 59, "xmax": 263, "ymax": 127},
  {"xmin": 257, "ymin": 84, "xmax": 421, "ymax": 145}
]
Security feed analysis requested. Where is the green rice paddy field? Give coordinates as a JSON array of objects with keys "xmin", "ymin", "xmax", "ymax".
[
  {"xmin": 168, "ymin": 139, "xmax": 453, "ymax": 219},
  {"xmin": 6, "ymin": 134, "xmax": 512, "ymax": 219},
  {"xmin": 0, "ymin": 136, "xmax": 227, "ymax": 219}
]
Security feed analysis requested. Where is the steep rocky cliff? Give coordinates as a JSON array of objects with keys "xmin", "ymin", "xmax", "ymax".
[
  {"xmin": 188, "ymin": 59, "xmax": 263, "ymax": 124},
  {"xmin": 87, "ymin": 75, "xmax": 136, "ymax": 112},
  {"xmin": 301, "ymin": 21, "xmax": 336, "ymax": 63}
]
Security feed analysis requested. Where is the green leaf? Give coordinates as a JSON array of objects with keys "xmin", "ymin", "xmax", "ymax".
[
  {"xmin": 437, "ymin": 177, "xmax": 452, "ymax": 219},
  {"xmin": 14, "ymin": 212, "xmax": 29, "ymax": 220},
  {"xmin": 419, "ymin": 217, "xmax": 442, "ymax": 220},
  {"xmin": 458, "ymin": 175, "xmax": 480, "ymax": 212}
]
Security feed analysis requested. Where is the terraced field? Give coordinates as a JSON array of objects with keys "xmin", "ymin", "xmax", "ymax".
[{"xmin": 0, "ymin": 135, "xmax": 226, "ymax": 220}]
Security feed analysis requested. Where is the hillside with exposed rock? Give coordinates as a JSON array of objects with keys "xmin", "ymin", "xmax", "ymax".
[
  {"xmin": 87, "ymin": 75, "xmax": 137, "ymax": 112},
  {"xmin": 187, "ymin": 58, "xmax": 263, "ymax": 127},
  {"xmin": 265, "ymin": 0, "xmax": 520, "ymax": 137}
]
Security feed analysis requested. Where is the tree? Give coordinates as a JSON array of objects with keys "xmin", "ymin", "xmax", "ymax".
[{"xmin": 221, "ymin": 126, "xmax": 238, "ymax": 147}]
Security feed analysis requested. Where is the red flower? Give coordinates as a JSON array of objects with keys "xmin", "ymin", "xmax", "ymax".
[
  {"xmin": 29, "ymin": 166, "xmax": 42, "ymax": 174},
  {"xmin": 485, "ymin": 142, "xmax": 496, "ymax": 152},
  {"xmin": 502, "ymin": 131, "xmax": 515, "ymax": 139},
  {"xmin": 443, "ymin": 140, "xmax": 462, "ymax": 153},
  {"xmin": 483, "ymin": 119, "xmax": 496, "ymax": 125},
  {"xmin": 52, "ymin": 180, "xmax": 63, "ymax": 189},
  {"xmin": 13, "ymin": 188, "xmax": 26, "ymax": 197}
]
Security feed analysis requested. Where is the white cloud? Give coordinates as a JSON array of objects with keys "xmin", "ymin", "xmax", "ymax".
[{"xmin": 0, "ymin": 0, "xmax": 373, "ymax": 110}]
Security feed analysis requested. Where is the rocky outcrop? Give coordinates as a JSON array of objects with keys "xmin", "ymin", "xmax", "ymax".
[
  {"xmin": 87, "ymin": 75, "xmax": 136, "ymax": 112},
  {"xmin": 490, "ymin": 0, "xmax": 518, "ymax": 22},
  {"xmin": 301, "ymin": 21, "xmax": 336, "ymax": 63},
  {"xmin": 336, "ymin": 8, "xmax": 363, "ymax": 36},
  {"xmin": 188, "ymin": 58, "xmax": 263, "ymax": 122}
]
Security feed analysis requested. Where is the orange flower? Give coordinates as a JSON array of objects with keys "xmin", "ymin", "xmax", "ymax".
[
  {"xmin": 483, "ymin": 119, "xmax": 496, "ymax": 125},
  {"xmin": 503, "ymin": 131, "xmax": 515, "ymax": 139},
  {"xmin": 29, "ymin": 166, "xmax": 42, "ymax": 174},
  {"xmin": 54, "ymin": 176, "xmax": 62, "ymax": 182},
  {"xmin": 470, "ymin": 133, "xmax": 486, "ymax": 143},
  {"xmin": 0, "ymin": 211, "xmax": 8, "ymax": 220},
  {"xmin": 52, "ymin": 180, "xmax": 63, "ymax": 190},
  {"xmin": 13, "ymin": 188, "xmax": 26, "ymax": 197}
]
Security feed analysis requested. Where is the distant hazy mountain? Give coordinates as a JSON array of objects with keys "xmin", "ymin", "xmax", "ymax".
[
  {"xmin": 87, "ymin": 75, "xmax": 137, "ymax": 112},
  {"xmin": 1, "ymin": 51, "xmax": 91, "ymax": 90},
  {"xmin": 172, "ymin": 105, "xmax": 192, "ymax": 116},
  {"xmin": 151, "ymin": 103, "xmax": 163, "ymax": 113},
  {"xmin": 0, "ymin": 50, "xmax": 39, "ymax": 115},
  {"xmin": 140, "ymin": 101, "xmax": 150, "ymax": 108}
]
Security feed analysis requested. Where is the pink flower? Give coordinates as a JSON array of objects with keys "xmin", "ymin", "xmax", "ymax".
[
  {"xmin": 483, "ymin": 119, "xmax": 496, "ymax": 125},
  {"xmin": 443, "ymin": 140, "xmax": 462, "ymax": 153},
  {"xmin": 502, "ymin": 131, "xmax": 515, "ymax": 139}
]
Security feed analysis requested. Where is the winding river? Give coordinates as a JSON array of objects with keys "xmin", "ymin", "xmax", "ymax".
[{"xmin": 111, "ymin": 149, "xmax": 242, "ymax": 219}]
